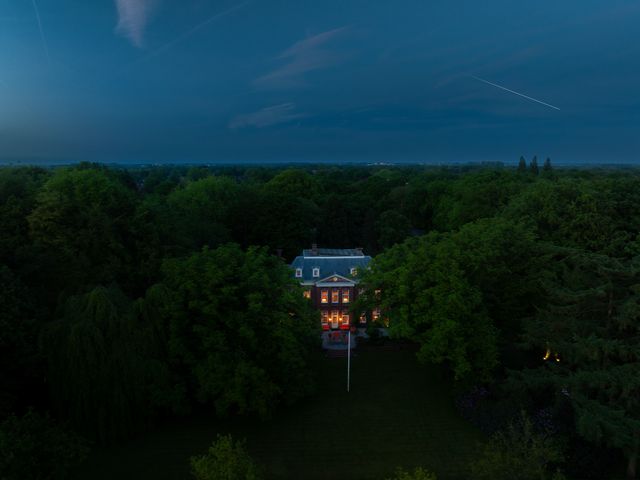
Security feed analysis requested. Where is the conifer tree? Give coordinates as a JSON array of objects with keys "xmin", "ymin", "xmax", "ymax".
[
  {"xmin": 517, "ymin": 250, "xmax": 640, "ymax": 479},
  {"xmin": 518, "ymin": 156, "xmax": 527, "ymax": 173},
  {"xmin": 530, "ymin": 156, "xmax": 539, "ymax": 175},
  {"xmin": 543, "ymin": 157, "xmax": 552, "ymax": 172}
]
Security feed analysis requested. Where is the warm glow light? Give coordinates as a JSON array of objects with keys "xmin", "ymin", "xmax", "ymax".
[
  {"xmin": 543, "ymin": 348, "xmax": 551, "ymax": 361},
  {"xmin": 332, "ymin": 289, "xmax": 340, "ymax": 303},
  {"xmin": 321, "ymin": 289, "xmax": 328, "ymax": 303},
  {"xmin": 342, "ymin": 289, "xmax": 350, "ymax": 303}
]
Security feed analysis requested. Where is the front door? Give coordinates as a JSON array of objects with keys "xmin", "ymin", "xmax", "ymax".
[{"xmin": 331, "ymin": 310, "xmax": 339, "ymax": 329}]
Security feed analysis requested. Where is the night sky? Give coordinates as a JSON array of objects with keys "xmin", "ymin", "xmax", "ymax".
[{"xmin": 1, "ymin": 0, "xmax": 639, "ymax": 164}]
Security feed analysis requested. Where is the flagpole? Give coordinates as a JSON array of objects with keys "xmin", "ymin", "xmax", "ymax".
[{"xmin": 347, "ymin": 329, "xmax": 351, "ymax": 392}]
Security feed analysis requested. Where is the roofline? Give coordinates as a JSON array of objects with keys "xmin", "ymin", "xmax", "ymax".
[{"xmin": 301, "ymin": 255, "xmax": 367, "ymax": 259}]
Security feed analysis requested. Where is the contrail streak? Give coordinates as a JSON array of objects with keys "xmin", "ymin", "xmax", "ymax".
[
  {"xmin": 31, "ymin": 0, "xmax": 50, "ymax": 65},
  {"xmin": 137, "ymin": 1, "xmax": 251, "ymax": 64},
  {"xmin": 470, "ymin": 75, "xmax": 560, "ymax": 111}
]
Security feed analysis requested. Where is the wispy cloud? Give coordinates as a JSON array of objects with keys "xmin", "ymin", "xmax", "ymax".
[
  {"xmin": 229, "ymin": 103, "xmax": 306, "ymax": 129},
  {"xmin": 115, "ymin": 0, "xmax": 158, "ymax": 48},
  {"xmin": 137, "ymin": 1, "xmax": 250, "ymax": 63},
  {"xmin": 255, "ymin": 26, "xmax": 349, "ymax": 89},
  {"xmin": 31, "ymin": 0, "xmax": 50, "ymax": 64}
]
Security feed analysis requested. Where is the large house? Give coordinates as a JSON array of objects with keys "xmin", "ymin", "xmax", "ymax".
[{"xmin": 291, "ymin": 245, "xmax": 375, "ymax": 330}]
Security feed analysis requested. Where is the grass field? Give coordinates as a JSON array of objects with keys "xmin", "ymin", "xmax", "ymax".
[{"xmin": 77, "ymin": 347, "xmax": 483, "ymax": 480}]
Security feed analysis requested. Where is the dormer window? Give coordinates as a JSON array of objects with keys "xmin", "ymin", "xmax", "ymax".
[
  {"xmin": 350, "ymin": 267, "xmax": 357, "ymax": 276},
  {"xmin": 295, "ymin": 268, "xmax": 302, "ymax": 278},
  {"xmin": 312, "ymin": 268, "xmax": 320, "ymax": 278}
]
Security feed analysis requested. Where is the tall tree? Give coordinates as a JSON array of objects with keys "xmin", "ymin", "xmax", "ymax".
[
  {"xmin": 43, "ymin": 286, "xmax": 168, "ymax": 443},
  {"xmin": 516, "ymin": 250, "xmax": 640, "ymax": 478},
  {"xmin": 530, "ymin": 157, "xmax": 539, "ymax": 175},
  {"xmin": 361, "ymin": 233, "xmax": 498, "ymax": 381},
  {"xmin": 518, "ymin": 157, "xmax": 528, "ymax": 173},
  {"xmin": 159, "ymin": 244, "xmax": 319, "ymax": 417},
  {"xmin": 27, "ymin": 167, "xmax": 138, "ymax": 296}
]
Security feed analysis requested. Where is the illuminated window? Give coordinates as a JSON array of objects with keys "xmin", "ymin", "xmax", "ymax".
[
  {"xmin": 342, "ymin": 289, "xmax": 350, "ymax": 303},
  {"xmin": 350, "ymin": 267, "xmax": 357, "ymax": 276},
  {"xmin": 374, "ymin": 289, "xmax": 382, "ymax": 298},
  {"xmin": 359, "ymin": 313, "xmax": 367, "ymax": 324},
  {"xmin": 332, "ymin": 289, "xmax": 340, "ymax": 303},
  {"xmin": 372, "ymin": 308, "xmax": 381, "ymax": 322},
  {"xmin": 341, "ymin": 312, "xmax": 350, "ymax": 326},
  {"xmin": 321, "ymin": 290, "xmax": 329, "ymax": 303},
  {"xmin": 312, "ymin": 268, "xmax": 320, "ymax": 277},
  {"xmin": 321, "ymin": 311, "xmax": 329, "ymax": 325},
  {"xmin": 303, "ymin": 289, "xmax": 311, "ymax": 299},
  {"xmin": 331, "ymin": 310, "xmax": 340, "ymax": 324},
  {"xmin": 295, "ymin": 268, "xmax": 302, "ymax": 278}
]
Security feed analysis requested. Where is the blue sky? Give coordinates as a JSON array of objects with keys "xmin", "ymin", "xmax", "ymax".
[{"xmin": 1, "ymin": 0, "xmax": 639, "ymax": 164}]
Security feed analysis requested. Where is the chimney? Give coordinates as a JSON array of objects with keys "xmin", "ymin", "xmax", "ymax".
[{"xmin": 311, "ymin": 243, "xmax": 318, "ymax": 256}]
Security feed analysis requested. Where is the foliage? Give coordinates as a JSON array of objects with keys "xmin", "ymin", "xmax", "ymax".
[
  {"xmin": 159, "ymin": 244, "xmax": 319, "ymax": 417},
  {"xmin": 190, "ymin": 435, "xmax": 261, "ymax": 480},
  {"xmin": 0, "ymin": 410, "xmax": 88, "ymax": 480},
  {"xmin": 5, "ymin": 163, "xmax": 640, "ymax": 478},
  {"xmin": 514, "ymin": 250, "xmax": 640, "ymax": 477},
  {"xmin": 470, "ymin": 412, "xmax": 564, "ymax": 480},
  {"xmin": 385, "ymin": 467, "xmax": 438, "ymax": 480},
  {"xmin": 362, "ymin": 232, "xmax": 498, "ymax": 381},
  {"xmin": 530, "ymin": 156, "xmax": 539, "ymax": 175},
  {"xmin": 518, "ymin": 156, "xmax": 527, "ymax": 172},
  {"xmin": 42, "ymin": 285, "xmax": 177, "ymax": 443},
  {"xmin": 376, "ymin": 209, "xmax": 411, "ymax": 249},
  {"xmin": 27, "ymin": 166, "xmax": 138, "ymax": 295},
  {"xmin": 164, "ymin": 175, "xmax": 237, "ymax": 251},
  {"xmin": 0, "ymin": 265, "xmax": 39, "ymax": 416}
]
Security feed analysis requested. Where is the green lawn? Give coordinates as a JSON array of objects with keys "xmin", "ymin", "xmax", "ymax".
[{"xmin": 77, "ymin": 347, "xmax": 483, "ymax": 480}]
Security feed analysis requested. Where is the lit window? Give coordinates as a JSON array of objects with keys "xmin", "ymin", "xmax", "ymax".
[
  {"xmin": 359, "ymin": 313, "xmax": 367, "ymax": 324},
  {"xmin": 350, "ymin": 267, "xmax": 357, "ymax": 276},
  {"xmin": 312, "ymin": 268, "xmax": 320, "ymax": 277},
  {"xmin": 372, "ymin": 308, "xmax": 381, "ymax": 322},
  {"xmin": 321, "ymin": 311, "xmax": 329, "ymax": 325},
  {"xmin": 332, "ymin": 289, "xmax": 340, "ymax": 303},
  {"xmin": 321, "ymin": 290, "xmax": 329, "ymax": 303},
  {"xmin": 331, "ymin": 310, "xmax": 340, "ymax": 323},
  {"xmin": 341, "ymin": 312, "xmax": 350, "ymax": 325},
  {"xmin": 295, "ymin": 268, "xmax": 302, "ymax": 278},
  {"xmin": 374, "ymin": 289, "xmax": 382, "ymax": 299},
  {"xmin": 303, "ymin": 290, "xmax": 311, "ymax": 299},
  {"xmin": 342, "ymin": 289, "xmax": 350, "ymax": 303}
]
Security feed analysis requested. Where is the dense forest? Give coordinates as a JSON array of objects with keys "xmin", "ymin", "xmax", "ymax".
[{"xmin": 1, "ymin": 161, "xmax": 640, "ymax": 479}]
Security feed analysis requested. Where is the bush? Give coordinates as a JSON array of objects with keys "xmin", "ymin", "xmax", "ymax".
[
  {"xmin": 190, "ymin": 434, "xmax": 261, "ymax": 480},
  {"xmin": 470, "ymin": 412, "xmax": 565, "ymax": 480},
  {"xmin": 0, "ymin": 410, "xmax": 88, "ymax": 480}
]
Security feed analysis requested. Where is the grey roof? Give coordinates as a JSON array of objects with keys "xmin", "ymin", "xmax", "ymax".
[
  {"xmin": 302, "ymin": 248, "xmax": 363, "ymax": 257},
  {"xmin": 291, "ymin": 251, "xmax": 371, "ymax": 283}
]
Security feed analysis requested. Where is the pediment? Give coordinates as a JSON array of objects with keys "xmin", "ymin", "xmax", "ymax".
[{"xmin": 316, "ymin": 274, "xmax": 355, "ymax": 285}]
